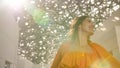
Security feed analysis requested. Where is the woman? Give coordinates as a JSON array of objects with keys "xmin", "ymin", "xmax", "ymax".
[{"xmin": 51, "ymin": 16, "xmax": 120, "ymax": 68}]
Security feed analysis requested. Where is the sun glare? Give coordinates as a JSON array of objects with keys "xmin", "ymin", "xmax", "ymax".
[{"xmin": 3, "ymin": 0, "xmax": 27, "ymax": 10}]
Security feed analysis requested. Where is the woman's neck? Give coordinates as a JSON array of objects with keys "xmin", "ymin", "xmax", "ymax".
[{"xmin": 78, "ymin": 31, "xmax": 89, "ymax": 46}]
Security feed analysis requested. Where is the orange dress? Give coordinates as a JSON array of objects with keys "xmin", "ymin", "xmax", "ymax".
[{"xmin": 51, "ymin": 42, "xmax": 120, "ymax": 68}]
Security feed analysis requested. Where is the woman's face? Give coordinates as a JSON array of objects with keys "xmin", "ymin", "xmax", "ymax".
[{"xmin": 79, "ymin": 18, "xmax": 95, "ymax": 35}]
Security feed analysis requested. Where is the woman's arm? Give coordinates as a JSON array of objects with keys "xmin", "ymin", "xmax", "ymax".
[{"xmin": 51, "ymin": 45, "xmax": 64, "ymax": 68}]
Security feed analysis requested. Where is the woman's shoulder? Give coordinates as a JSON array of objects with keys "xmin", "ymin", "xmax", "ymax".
[
  {"xmin": 89, "ymin": 41, "xmax": 105, "ymax": 49},
  {"xmin": 90, "ymin": 41, "xmax": 112, "ymax": 57},
  {"xmin": 58, "ymin": 41, "xmax": 71, "ymax": 55},
  {"xmin": 89, "ymin": 41, "xmax": 108, "ymax": 51},
  {"xmin": 59, "ymin": 41, "xmax": 71, "ymax": 49}
]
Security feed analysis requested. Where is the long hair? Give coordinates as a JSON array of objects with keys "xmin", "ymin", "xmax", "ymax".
[{"xmin": 68, "ymin": 16, "xmax": 89, "ymax": 44}]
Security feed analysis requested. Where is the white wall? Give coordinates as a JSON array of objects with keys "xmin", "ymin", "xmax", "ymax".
[
  {"xmin": 115, "ymin": 26, "xmax": 120, "ymax": 51},
  {"xmin": 114, "ymin": 26, "xmax": 120, "ymax": 61},
  {"xmin": 17, "ymin": 56, "xmax": 33, "ymax": 68},
  {"xmin": 0, "ymin": 4, "xmax": 19, "ymax": 68},
  {"xmin": 17, "ymin": 56, "xmax": 51, "ymax": 68},
  {"xmin": 33, "ymin": 63, "xmax": 50, "ymax": 68}
]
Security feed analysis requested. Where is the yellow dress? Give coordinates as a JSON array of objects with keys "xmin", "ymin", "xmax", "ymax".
[{"xmin": 51, "ymin": 42, "xmax": 120, "ymax": 68}]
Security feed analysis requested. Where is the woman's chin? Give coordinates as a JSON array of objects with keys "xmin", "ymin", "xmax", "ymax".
[{"xmin": 88, "ymin": 32, "xmax": 94, "ymax": 36}]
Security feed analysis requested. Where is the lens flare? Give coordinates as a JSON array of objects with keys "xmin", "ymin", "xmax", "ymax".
[
  {"xmin": 2, "ymin": 0, "xmax": 27, "ymax": 10},
  {"xmin": 91, "ymin": 59, "xmax": 111, "ymax": 68},
  {"xmin": 26, "ymin": 5, "xmax": 50, "ymax": 26}
]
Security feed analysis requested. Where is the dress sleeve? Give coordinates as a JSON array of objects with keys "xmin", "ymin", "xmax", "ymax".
[
  {"xmin": 50, "ymin": 43, "xmax": 66, "ymax": 68},
  {"xmin": 92, "ymin": 43, "xmax": 120, "ymax": 68}
]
